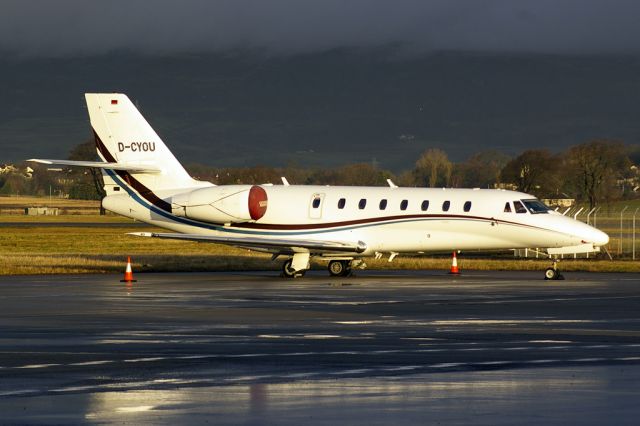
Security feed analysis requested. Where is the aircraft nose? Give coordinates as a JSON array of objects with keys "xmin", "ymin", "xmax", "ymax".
[
  {"xmin": 582, "ymin": 224, "xmax": 609, "ymax": 246},
  {"xmin": 592, "ymin": 228, "xmax": 609, "ymax": 246}
]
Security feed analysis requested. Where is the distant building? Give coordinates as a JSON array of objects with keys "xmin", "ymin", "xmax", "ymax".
[
  {"xmin": 542, "ymin": 198, "xmax": 575, "ymax": 208},
  {"xmin": 25, "ymin": 207, "xmax": 59, "ymax": 216},
  {"xmin": 493, "ymin": 182, "xmax": 518, "ymax": 191}
]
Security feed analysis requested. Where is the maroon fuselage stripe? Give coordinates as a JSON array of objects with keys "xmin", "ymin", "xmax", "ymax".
[
  {"xmin": 93, "ymin": 129, "xmax": 554, "ymax": 234},
  {"xmin": 230, "ymin": 214, "xmax": 546, "ymax": 232},
  {"xmin": 94, "ymin": 130, "xmax": 172, "ymax": 212}
]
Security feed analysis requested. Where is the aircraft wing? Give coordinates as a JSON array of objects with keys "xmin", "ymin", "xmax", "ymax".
[
  {"xmin": 129, "ymin": 232, "xmax": 367, "ymax": 254},
  {"xmin": 27, "ymin": 159, "xmax": 161, "ymax": 173}
]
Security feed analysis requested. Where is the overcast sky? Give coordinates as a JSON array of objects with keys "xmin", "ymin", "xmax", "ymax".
[{"xmin": 2, "ymin": 0, "xmax": 639, "ymax": 56}]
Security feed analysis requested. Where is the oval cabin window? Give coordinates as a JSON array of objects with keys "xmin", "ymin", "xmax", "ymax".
[
  {"xmin": 442, "ymin": 201, "xmax": 450, "ymax": 212},
  {"xmin": 359, "ymin": 199, "xmax": 367, "ymax": 209},
  {"xmin": 400, "ymin": 200, "xmax": 408, "ymax": 211},
  {"xmin": 379, "ymin": 199, "xmax": 387, "ymax": 210},
  {"xmin": 312, "ymin": 198, "xmax": 321, "ymax": 208},
  {"xmin": 463, "ymin": 201, "xmax": 471, "ymax": 212},
  {"xmin": 338, "ymin": 198, "xmax": 346, "ymax": 209},
  {"xmin": 421, "ymin": 200, "xmax": 429, "ymax": 211}
]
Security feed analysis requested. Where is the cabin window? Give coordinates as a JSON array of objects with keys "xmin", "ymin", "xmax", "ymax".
[
  {"xmin": 463, "ymin": 201, "xmax": 472, "ymax": 212},
  {"xmin": 522, "ymin": 199, "xmax": 550, "ymax": 214},
  {"xmin": 359, "ymin": 199, "xmax": 367, "ymax": 209},
  {"xmin": 379, "ymin": 199, "xmax": 387, "ymax": 210},
  {"xmin": 514, "ymin": 200, "xmax": 527, "ymax": 214},
  {"xmin": 338, "ymin": 198, "xmax": 346, "ymax": 209},
  {"xmin": 504, "ymin": 202, "xmax": 512, "ymax": 213},
  {"xmin": 400, "ymin": 200, "xmax": 408, "ymax": 211},
  {"xmin": 421, "ymin": 200, "xmax": 429, "ymax": 211},
  {"xmin": 312, "ymin": 198, "xmax": 321, "ymax": 208},
  {"xmin": 442, "ymin": 201, "xmax": 450, "ymax": 212}
]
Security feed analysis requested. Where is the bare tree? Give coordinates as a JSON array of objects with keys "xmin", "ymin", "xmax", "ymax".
[
  {"xmin": 565, "ymin": 140, "xmax": 629, "ymax": 210},
  {"xmin": 452, "ymin": 150, "xmax": 510, "ymax": 188},
  {"xmin": 68, "ymin": 139, "xmax": 106, "ymax": 213},
  {"xmin": 500, "ymin": 149, "xmax": 558, "ymax": 195},
  {"xmin": 414, "ymin": 148, "xmax": 452, "ymax": 187}
]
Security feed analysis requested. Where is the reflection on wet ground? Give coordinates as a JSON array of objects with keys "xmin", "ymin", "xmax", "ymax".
[{"xmin": 1, "ymin": 271, "xmax": 639, "ymax": 424}]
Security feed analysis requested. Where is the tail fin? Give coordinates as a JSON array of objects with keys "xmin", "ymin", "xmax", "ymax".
[{"xmin": 86, "ymin": 93, "xmax": 198, "ymax": 191}]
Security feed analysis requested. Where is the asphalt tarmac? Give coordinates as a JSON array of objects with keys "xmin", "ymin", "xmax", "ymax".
[{"xmin": 1, "ymin": 270, "xmax": 640, "ymax": 425}]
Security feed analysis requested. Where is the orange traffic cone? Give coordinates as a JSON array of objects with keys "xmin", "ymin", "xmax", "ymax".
[
  {"xmin": 121, "ymin": 256, "xmax": 137, "ymax": 283},
  {"xmin": 449, "ymin": 251, "xmax": 460, "ymax": 275}
]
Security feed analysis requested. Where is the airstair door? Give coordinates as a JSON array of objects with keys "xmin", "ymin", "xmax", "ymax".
[{"xmin": 309, "ymin": 193, "xmax": 325, "ymax": 219}]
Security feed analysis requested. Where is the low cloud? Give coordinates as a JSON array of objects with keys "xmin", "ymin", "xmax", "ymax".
[{"xmin": 2, "ymin": 0, "xmax": 640, "ymax": 56}]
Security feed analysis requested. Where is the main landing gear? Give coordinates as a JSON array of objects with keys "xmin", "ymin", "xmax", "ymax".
[
  {"xmin": 544, "ymin": 259, "xmax": 564, "ymax": 280},
  {"xmin": 281, "ymin": 253, "xmax": 310, "ymax": 278},
  {"xmin": 282, "ymin": 259, "xmax": 306, "ymax": 278},
  {"xmin": 328, "ymin": 260, "xmax": 351, "ymax": 277},
  {"xmin": 281, "ymin": 256, "xmax": 364, "ymax": 278}
]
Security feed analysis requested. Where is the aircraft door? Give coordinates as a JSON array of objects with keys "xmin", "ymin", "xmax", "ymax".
[{"xmin": 309, "ymin": 193, "xmax": 325, "ymax": 219}]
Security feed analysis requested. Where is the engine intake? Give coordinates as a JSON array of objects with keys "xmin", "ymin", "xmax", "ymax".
[{"xmin": 171, "ymin": 185, "xmax": 268, "ymax": 224}]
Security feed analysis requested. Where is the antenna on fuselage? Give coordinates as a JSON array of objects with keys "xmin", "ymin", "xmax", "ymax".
[{"xmin": 386, "ymin": 179, "xmax": 398, "ymax": 189}]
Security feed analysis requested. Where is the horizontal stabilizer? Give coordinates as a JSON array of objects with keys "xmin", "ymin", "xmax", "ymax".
[
  {"xmin": 129, "ymin": 232, "xmax": 367, "ymax": 254},
  {"xmin": 27, "ymin": 159, "xmax": 161, "ymax": 173}
]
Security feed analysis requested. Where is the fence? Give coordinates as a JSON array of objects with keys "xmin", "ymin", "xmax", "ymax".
[{"xmin": 515, "ymin": 204, "xmax": 640, "ymax": 260}]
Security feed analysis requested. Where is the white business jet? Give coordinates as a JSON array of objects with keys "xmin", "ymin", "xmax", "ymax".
[{"xmin": 30, "ymin": 93, "xmax": 609, "ymax": 279}]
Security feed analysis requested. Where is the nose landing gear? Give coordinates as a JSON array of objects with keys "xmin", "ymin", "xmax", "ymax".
[{"xmin": 544, "ymin": 259, "xmax": 564, "ymax": 280}]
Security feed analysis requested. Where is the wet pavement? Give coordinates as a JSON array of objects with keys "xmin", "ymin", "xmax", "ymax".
[{"xmin": 1, "ymin": 270, "xmax": 639, "ymax": 424}]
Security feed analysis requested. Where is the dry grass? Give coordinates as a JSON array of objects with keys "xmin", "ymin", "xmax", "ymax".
[
  {"xmin": 365, "ymin": 257, "xmax": 640, "ymax": 273},
  {"xmin": 2, "ymin": 252, "xmax": 636, "ymax": 276},
  {"xmin": 0, "ymin": 254, "xmax": 276, "ymax": 275}
]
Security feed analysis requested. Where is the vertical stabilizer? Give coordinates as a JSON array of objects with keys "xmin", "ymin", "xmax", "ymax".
[{"xmin": 86, "ymin": 93, "xmax": 199, "ymax": 192}]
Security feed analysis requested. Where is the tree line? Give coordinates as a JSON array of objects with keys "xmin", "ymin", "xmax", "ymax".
[
  {"xmin": 2, "ymin": 139, "xmax": 638, "ymax": 210},
  {"xmin": 189, "ymin": 139, "xmax": 638, "ymax": 210}
]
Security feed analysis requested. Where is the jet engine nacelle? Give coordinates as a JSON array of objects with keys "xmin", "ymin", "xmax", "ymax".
[{"xmin": 171, "ymin": 185, "xmax": 268, "ymax": 224}]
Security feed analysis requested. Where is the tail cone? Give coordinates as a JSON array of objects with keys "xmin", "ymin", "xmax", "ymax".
[
  {"xmin": 121, "ymin": 256, "xmax": 137, "ymax": 283},
  {"xmin": 449, "ymin": 251, "xmax": 460, "ymax": 275}
]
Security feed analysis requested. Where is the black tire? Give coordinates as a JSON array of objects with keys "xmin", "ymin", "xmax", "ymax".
[
  {"xmin": 328, "ymin": 260, "xmax": 345, "ymax": 277},
  {"xmin": 282, "ymin": 259, "xmax": 297, "ymax": 278},
  {"xmin": 544, "ymin": 267, "xmax": 558, "ymax": 280},
  {"xmin": 282, "ymin": 259, "xmax": 306, "ymax": 278},
  {"xmin": 328, "ymin": 260, "xmax": 351, "ymax": 277}
]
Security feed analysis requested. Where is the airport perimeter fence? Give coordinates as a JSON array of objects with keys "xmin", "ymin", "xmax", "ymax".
[{"xmin": 515, "ymin": 205, "xmax": 640, "ymax": 260}]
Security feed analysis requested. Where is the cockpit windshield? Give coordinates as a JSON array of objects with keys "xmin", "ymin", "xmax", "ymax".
[{"xmin": 522, "ymin": 199, "xmax": 550, "ymax": 214}]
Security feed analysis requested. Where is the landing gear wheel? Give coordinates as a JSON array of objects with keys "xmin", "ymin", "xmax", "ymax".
[
  {"xmin": 328, "ymin": 260, "xmax": 351, "ymax": 277},
  {"xmin": 544, "ymin": 261, "xmax": 565, "ymax": 280},
  {"xmin": 282, "ymin": 259, "xmax": 305, "ymax": 278},
  {"xmin": 544, "ymin": 267, "xmax": 558, "ymax": 280}
]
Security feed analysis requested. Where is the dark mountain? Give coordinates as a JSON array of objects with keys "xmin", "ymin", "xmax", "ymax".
[{"xmin": 2, "ymin": 50, "xmax": 640, "ymax": 171}]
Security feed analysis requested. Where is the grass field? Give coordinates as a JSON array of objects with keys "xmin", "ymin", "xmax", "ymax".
[
  {"xmin": 1, "ymin": 196, "xmax": 639, "ymax": 275},
  {"xmin": 1, "ymin": 214, "xmax": 638, "ymax": 276}
]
